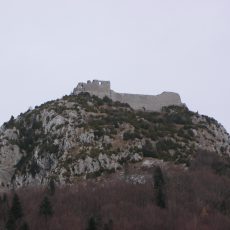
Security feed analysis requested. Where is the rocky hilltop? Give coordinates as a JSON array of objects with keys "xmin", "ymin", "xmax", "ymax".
[{"xmin": 0, "ymin": 89, "xmax": 230, "ymax": 190}]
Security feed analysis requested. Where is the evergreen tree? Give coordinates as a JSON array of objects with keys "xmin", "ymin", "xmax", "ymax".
[
  {"xmin": 5, "ymin": 116, "xmax": 15, "ymax": 129},
  {"xmin": 5, "ymin": 213, "xmax": 16, "ymax": 230},
  {"xmin": 153, "ymin": 166, "xmax": 166, "ymax": 208},
  {"xmin": 154, "ymin": 166, "xmax": 165, "ymax": 188},
  {"xmin": 19, "ymin": 222, "xmax": 29, "ymax": 230},
  {"xmin": 3, "ymin": 193, "xmax": 8, "ymax": 203},
  {"xmin": 103, "ymin": 219, "xmax": 113, "ymax": 230},
  {"xmin": 11, "ymin": 193, "xmax": 23, "ymax": 220},
  {"xmin": 86, "ymin": 216, "xmax": 97, "ymax": 230},
  {"xmin": 48, "ymin": 179, "xmax": 55, "ymax": 196},
  {"xmin": 2, "ymin": 193, "xmax": 9, "ymax": 224},
  {"xmin": 39, "ymin": 196, "xmax": 53, "ymax": 221}
]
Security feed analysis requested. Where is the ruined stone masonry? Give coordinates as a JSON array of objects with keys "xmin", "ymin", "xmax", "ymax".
[{"xmin": 73, "ymin": 80, "xmax": 183, "ymax": 111}]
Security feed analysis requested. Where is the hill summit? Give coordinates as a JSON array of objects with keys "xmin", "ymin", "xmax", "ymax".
[{"xmin": 0, "ymin": 81, "xmax": 229, "ymax": 190}]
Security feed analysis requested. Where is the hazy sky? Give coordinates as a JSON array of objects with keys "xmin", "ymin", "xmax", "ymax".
[{"xmin": 0, "ymin": 0, "xmax": 230, "ymax": 132}]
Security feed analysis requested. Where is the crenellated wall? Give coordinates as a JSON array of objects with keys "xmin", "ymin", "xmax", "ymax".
[
  {"xmin": 73, "ymin": 80, "xmax": 183, "ymax": 111},
  {"xmin": 73, "ymin": 80, "xmax": 111, "ymax": 98}
]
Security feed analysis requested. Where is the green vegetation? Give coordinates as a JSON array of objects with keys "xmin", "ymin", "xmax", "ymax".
[
  {"xmin": 156, "ymin": 139, "xmax": 180, "ymax": 152},
  {"xmin": 10, "ymin": 194, "xmax": 23, "ymax": 220},
  {"xmin": 3, "ymin": 92, "xmax": 226, "ymax": 185},
  {"xmin": 39, "ymin": 196, "xmax": 53, "ymax": 221},
  {"xmin": 142, "ymin": 139, "xmax": 156, "ymax": 157},
  {"xmin": 3, "ymin": 116, "xmax": 15, "ymax": 129},
  {"xmin": 123, "ymin": 131, "xmax": 141, "ymax": 140},
  {"xmin": 86, "ymin": 216, "xmax": 98, "ymax": 230},
  {"xmin": 2, "ymin": 151, "xmax": 230, "ymax": 230},
  {"xmin": 5, "ymin": 193, "xmax": 24, "ymax": 230},
  {"xmin": 154, "ymin": 166, "xmax": 166, "ymax": 208},
  {"xmin": 47, "ymin": 179, "xmax": 56, "ymax": 196}
]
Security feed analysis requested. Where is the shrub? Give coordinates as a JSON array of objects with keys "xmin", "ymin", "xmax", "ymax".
[
  {"xmin": 123, "ymin": 131, "xmax": 141, "ymax": 140},
  {"xmin": 102, "ymin": 96, "xmax": 112, "ymax": 105},
  {"xmin": 142, "ymin": 140, "xmax": 156, "ymax": 157},
  {"xmin": 156, "ymin": 139, "xmax": 179, "ymax": 152},
  {"xmin": 3, "ymin": 116, "xmax": 15, "ymax": 129}
]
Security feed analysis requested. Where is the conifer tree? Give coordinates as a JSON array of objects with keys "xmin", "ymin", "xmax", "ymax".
[
  {"xmin": 86, "ymin": 216, "xmax": 97, "ymax": 230},
  {"xmin": 39, "ymin": 196, "xmax": 53, "ymax": 221},
  {"xmin": 103, "ymin": 219, "xmax": 113, "ymax": 230},
  {"xmin": 2, "ymin": 193, "xmax": 9, "ymax": 224},
  {"xmin": 3, "ymin": 193, "xmax": 9, "ymax": 205},
  {"xmin": 11, "ymin": 193, "xmax": 23, "ymax": 220},
  {"xmin": 48, "ymin": 179, "xmax": 55, "ymax": 196},
  {"xmin": 5, "ymin": 212, "xmax": 16, "ymax": 230},
  {"xmin": 153, "ymin": 166, "xmax": 166, "ymax": 208},
  {"xmin": 19, "ymin": 222, "xmax": 29, "ymax": 230}
]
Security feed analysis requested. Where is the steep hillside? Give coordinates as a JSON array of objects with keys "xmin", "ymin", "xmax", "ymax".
[{"xmin": 0, "ymin": 92, "xmax": 229, "ymax": 189}]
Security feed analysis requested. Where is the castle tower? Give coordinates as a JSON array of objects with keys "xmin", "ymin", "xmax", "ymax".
[{"xmin": 73, "ymin": 80, "xmax": 111, "ymax": 98}]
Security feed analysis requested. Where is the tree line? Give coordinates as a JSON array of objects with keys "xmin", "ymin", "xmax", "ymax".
[{"xmin": 0, "ymin": 151, "xmax": 230, "ymax": 229}]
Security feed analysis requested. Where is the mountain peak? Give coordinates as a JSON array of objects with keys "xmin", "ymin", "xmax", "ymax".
[{"xmin": 0, "ymin": 90, "xmax": 229, "ymax": 190}]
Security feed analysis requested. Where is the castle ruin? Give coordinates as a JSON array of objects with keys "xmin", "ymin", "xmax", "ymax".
[{"xmin": 73, "ymin": 80, "xmax": 183, "ymax": 111}]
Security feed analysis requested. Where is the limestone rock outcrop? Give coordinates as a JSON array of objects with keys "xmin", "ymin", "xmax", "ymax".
[{"xmin": 0, "ymin": 85, "xmax": 229, "ymax": 190}]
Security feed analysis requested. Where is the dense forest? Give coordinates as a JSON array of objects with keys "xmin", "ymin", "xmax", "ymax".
[{"xmin": 1, "ymin": 150, "xmax": 230, "ymax": 230}]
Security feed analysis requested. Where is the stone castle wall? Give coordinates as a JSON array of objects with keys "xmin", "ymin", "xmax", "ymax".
[
  {"xmin": 73, "ymin": 80, "xmax": 182, "ymax": 111},
  {"xmin": 74, "ymin": 80, "xmax": 111, "ymax": 99}
]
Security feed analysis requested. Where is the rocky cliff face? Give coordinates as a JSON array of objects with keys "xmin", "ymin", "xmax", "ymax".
[{"xmin": 0, "ymin": 93, "xmax": 229, "ymax": 190}]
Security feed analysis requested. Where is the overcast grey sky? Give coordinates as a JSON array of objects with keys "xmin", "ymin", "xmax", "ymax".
[{"xmin": 0, "ymin": 0, "xmax": 230, "ymax": 132}]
